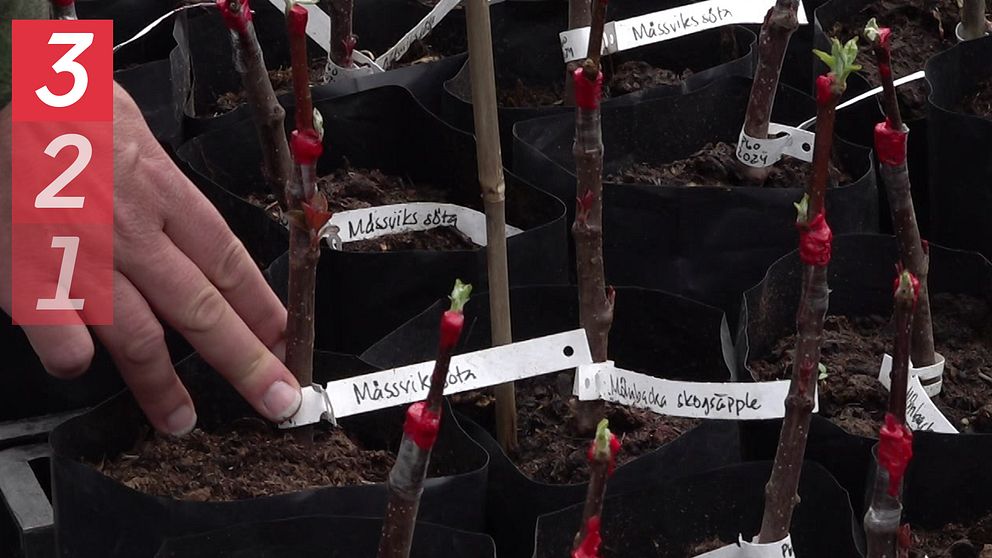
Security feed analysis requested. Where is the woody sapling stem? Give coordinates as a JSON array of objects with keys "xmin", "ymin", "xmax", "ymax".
[
  {"xmin": 865, "ymin": 19, "xmax": 937, "ymax": 373},
  {"xmin": 738, "ymin": 0, "xmax": 800, "ymax": 184},
  {"xmin": 864, "ymin": 270, "xmax": 918, "ymax": 558},
  {"xmin": 571, "ymin": 419, "xmax": 620, "ymax": 558},
  {"xmin": 376, "ymin": 281, "xmax": 472, "ymax": 558},
  {"xmin": 320, "ymin": 0, "xmax": 356, "ymax": 69},
  {"xmin": 283, "ymin": 2, "xmax": 332, "ymax": 442},
  {"xmin": 572, "ymin": 0, "xmax": 614, "ymax": 435},
  {"xmin": 758, "ymin": 37, "xmax": 859, "ymax": 544},
  {"xmin": 50, "ymin": 0, "xmax": 77, "ymax": 20},
  {"xmin": 464, "ymin": 0, "xmax": 518, "ymax": 452},
  {"xmin": 959, "ymin": 0, "xmax": 990, "ymax": 40},
  {"xmin": 218, "ymin": 0, "xmax": 294, "ymax": 204}
]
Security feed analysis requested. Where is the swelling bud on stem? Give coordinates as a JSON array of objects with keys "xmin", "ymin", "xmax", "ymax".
[{"xmin": 572, "ymin": 419, "xmax": 620, "ymax": 558}]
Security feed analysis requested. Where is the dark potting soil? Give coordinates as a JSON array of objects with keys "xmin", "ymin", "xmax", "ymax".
[
  {"xmin": 608, "ymin": 61, "xmax": 693, "ymax": 96},
  {"xmin": 910, "ymin": 512, "xmax": 992, "ymax": 558},
  {"xmin": 609, "ymin": 141, "xmax": 851, "ymax": 189},
  {"xmin": 958, "ymin": 76, "xmax": 992, "ymax": 120},
  {"xmin": 827, "ymin": 0, "xmax": 967, "ymax": 121},
  {"xmin": 454, "ymin": 374, "xmax": 697, "ymax": 484},
  {"xmin": 94, "ymin": 418, "xmax": 440, "ymax": 501},
  {"xmin": 212, "ymin": 61, "xmax": 325, "ymax": 115},
  {"xmin": 317, "ymin": 165, "xmax": 478, "ymax": 252},
  {"xmin": 749, "ymin": 293, "xmax": 992, "ymax": 438},
  {"xmin": 495, "ymin": 61, "xmax": 689, "ymax": 107}
]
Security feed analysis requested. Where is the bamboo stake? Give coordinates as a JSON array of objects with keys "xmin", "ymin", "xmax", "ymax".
[
  {"xmin": 959, "ymin": 0, "xmax": 990, "ymax": 40},
  {"xmin": 464, "ymin": 0, "xmax": 517, "ymax": 453}
]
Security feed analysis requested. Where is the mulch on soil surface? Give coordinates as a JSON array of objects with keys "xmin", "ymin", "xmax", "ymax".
[
  {"xmin": 958, "ymin": 75, "xmax": 992, "ymax": 120},
  {"xmin": 750, "ymin": 293, "xmax": 992, "ymax": 437},
  {"xmin": 609, "ymin": 141, "xmax": 852, "ymax": 189}
]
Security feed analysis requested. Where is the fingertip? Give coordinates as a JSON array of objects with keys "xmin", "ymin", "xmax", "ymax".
[
  {"xmin": 162, "ymin": 404, "xmax": 198, "ymax": 437},
  {"xmin": 26, "ymin": 325, "xmax": 95, "ymax": 379},
  {"xmin": 261, "ymin": 378, "xmax": 302, "ymax": 421}
]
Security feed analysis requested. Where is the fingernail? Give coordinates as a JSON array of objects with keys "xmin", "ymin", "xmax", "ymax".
[
  {"xmin": 263, "ymin": 380, "xmax": 301, "ymax": 420},
  {"xmin": 165, "ymin": 405, "xmax": 197, "ymax": 437}
]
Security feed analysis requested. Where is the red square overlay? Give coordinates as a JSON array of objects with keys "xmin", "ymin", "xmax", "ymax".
[
  {"xmin": 11, "ymin": 20, "xmax": 113, "ymax": 122},
  {"xmin": 11, "ymin": 121, "xmax": 113, "ymax": 225},
  {"xmin": 11, "ymin": 223, "xmax": 114, "ymax": 326}
]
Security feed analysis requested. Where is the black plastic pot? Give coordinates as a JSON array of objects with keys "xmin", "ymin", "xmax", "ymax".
[
  {"xmin": 154, "ymin": 515, "xmax": 495, "ymax": 558},
  {"xmin": 0, "ymin": 444, "xmax": 54, "ymax": 558},
  {"xmin": 115, "ymin": 59, "xmax": 184, "ymax": 149},
  {"xmin": 51, "ymin": 351, "xmax": 489, "ymax": 558},
  {"xmin": 734, "ymin": 233, "xmax": 992, "ymax": 520},
  {"xmin": 533, "ymin": 461, "xmax": 864, "ymax": 558},
  {"xmin": 513, "ymin": 75, "xmax": 878, "ymax": 319},
  {"xmin": 178, "ymin": 85, "xmax": 568, "ymax": 355},
  {"xmin": 926, "ymin": 36, "xmax": 992, "ymax": 260},
  {"xmin": 362, "ymin": 284, "xmax": 740, "ymax": 558},
  {"xmin": 76, "ymin": 0, "xmax": 177, "ymax": 69},
  {"xmin": 441, "ymin": 0, "xmax": 757, "ymax": 162},
  {"xmin": 171, "ymin": 0, "xmax": 467, "ymax": 140},
  {"xmin": 814, "ymin": 0, "xmax": 933, "ymax": 236}
]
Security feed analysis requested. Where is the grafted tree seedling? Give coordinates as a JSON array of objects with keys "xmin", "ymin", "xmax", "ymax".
[
  {"xmin": 377, "ymin": 281, "xmax": 472, "ymax": 558},
  {"xmin": 571, "ymin": 419, "xmax": 620, "ymax": 558},
  {"xmin": 572, "ymin": 0, "xmax": 614, "ymax": 435},
  {"xmin": 737, "ymin": 0, "xmax": 801, "ymax": 184},
  {"xmin": 864, "ymin": 19, "xmax": 937, "ymax": 374},
  {"xmin": 757, "ymin": 36, "xmax": 859, "ymax": 544},
  {"xmin": 864, "ymin": 270, "xmax": 918, "ymax": 558},
  {"xmin": 320, "ymin": 0, "xmax": 356, "ymax": 69}
]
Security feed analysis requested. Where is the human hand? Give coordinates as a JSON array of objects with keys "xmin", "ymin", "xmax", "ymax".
[{"xmin": 0, "ymin": 84, "xmax": 301, "ymax": 435}]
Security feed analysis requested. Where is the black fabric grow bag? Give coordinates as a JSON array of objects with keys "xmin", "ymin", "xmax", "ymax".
[
  {"xmin": 362, "ymin": 284, "xmax": 741, "ymax": 558},
  {"xmin": 734, "ymin": 233, "xmax": 992, "ymax": 520},
  {"xmin": 177, "ymin": 86, "xmax": 568, "ymax": 355},
  {"xmin": 441, "ymin": 0, "xmax": 756, "ymax": 161},
  {"xmin": 814, "ymin": 0, "xmax": 934, "ymax": 236},
  {"xmin": 171, "ymin": 0, "xmax": 466, "ymax": 139},
  {"xmin": 51, "ymin": 351, "xmax": 489, "ymax": 558},
  {"xmin": 513, "ymin": 75, "xmax": 878, "ymax": 318},
  {"xmin": 115, "ymin": 59, "xmax": 184, "ymax": 149},
  {"xmin": 925, "ymin": 36, "xmax": 992, "ymax": 259},
  {"xmin": 533, "ymin": 461, "xmax": 863, "ymax": 558},
  {"xmin": 154, "ymin": 515, "xmax": 495, "ymax": 558}
]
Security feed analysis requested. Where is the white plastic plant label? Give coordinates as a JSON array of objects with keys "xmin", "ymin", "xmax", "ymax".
[
  {"xmin": 560, "ymin": 0, "xmax": 808, "ymax": 63},
  {"xmin": 877, "ymin": 352, "xmax": 946, "ymax": 397},
  {"xmin": 376, "ymin": 0, "xmax": 462, "ymax": 69},
  {"xmin": 575, "ymin": 362, "xmax": 817, "ymax": 420},
  {"xmin": 322, "ymin": 202, "xmax": 523, "ymax": 247},
  {"xmin": 281, "ymin": 329, "xmax": 592, "ymax": 427},
  {"xmin": 694, "ymin": 534, "xmax": 795, "ymax": 558},
  {"xmin": 736, "ymin": 124, "xmax": 816, "ymax": 168},
  {"xmin": 877, "ymin": 354, "xmax": 957, "ymax": 433}
]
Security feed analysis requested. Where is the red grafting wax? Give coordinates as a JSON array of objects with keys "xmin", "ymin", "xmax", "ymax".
[
  {"xmin": 797, "ymin": 212, "xmax": 833, "ymax": 267},
  {"xmin": 587, "ymin": 433, "xmax": 622, "ymax": 475},
  {"xmin": 404, "ymin": 401, "xmax": 441, "ymax": 450},
  {"xmin": 816, "ymin": 74, "xmax": 835, "ymax": 107},
  {"xmin": 291, "ymin": 129, "xmax": 323, "ymax": 164},
  {"xmin": 439, "ymin": 310, "xmax": 464, "ymax": 352},
  {"xmin": 878, "ymin": 27, "xmax": 892, "ymax": 50},
  {"xmin": 51, "ymin": 0, "xmax": 74, "ymax": 7},
  {"xmin": 572, "ymin": 516, "xmax": 603, "ymax": 558},
  {"xmin": 879, "ymin": 412, "xmax": 913, "ymax": 497},
  {"xmin": 573, "ymin": 68, "xmax": 603, "ymax": 110},
  {"xmin": 288, "ymin": 4, "xmax": 308, "ymax": 37},
  {"xmin": 217, "ymin": 0, "xmax": 253, "ymax": 34},
  {"xmin": 874, "ymin": 120, "xmax": 908, "ymax": 166},
  {"xmin": 892, "ymin": 269, "xmax": 921, "ymax": 302}
]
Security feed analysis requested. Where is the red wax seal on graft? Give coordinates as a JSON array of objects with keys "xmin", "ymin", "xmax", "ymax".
[
  {"xmin": 874, "ymin": 120, "xmax": 908, "ymax": 166},
  {"xmin": 815, "ymin": 74, "xmax": 835, "ymax": 107},
  {"xmin": 217, "ymin": 0, "xmax": 253, "ymax": 34},
  {"xmin": 288, "ymin": 4, "xmax": 308, "ymax": 37},
  {"xmin": 797, "ymin": 212, "xmax": 833, "ymax": 267},
  {"xmin": 51, "ymin": 0, "xmax": 75, "ymax": 7},
  {"xmin": 892, "ymin": 268, "xmax": 921, "ymax": 300},
  {"xmin": 587, "ymin": 433, "xmax": 621, "ymax": 475},
  {"xmin": 877, "ymin": 27, "xmax": 892, "ymax": 50},
  {"xmin": 291, "ymin": 129, "xmax": 323, "ymax": 165},
  {"xmin": 573, "ymin": 67, "xmax": 603, "ymax": 110},
  {"xmin": 439, "ymin": 310, "xmax": 464, "ymax": 352},
  {"xmin": 404, "ymin": 402, "xmax": 441, "ymax": 450},
  {"xmin": 571, "ymin": 516, "xmax": 603, "ymax": 558},
  {"xmin": 879, "ymin": 413, "xmax": 913, "ymax": 497}
]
